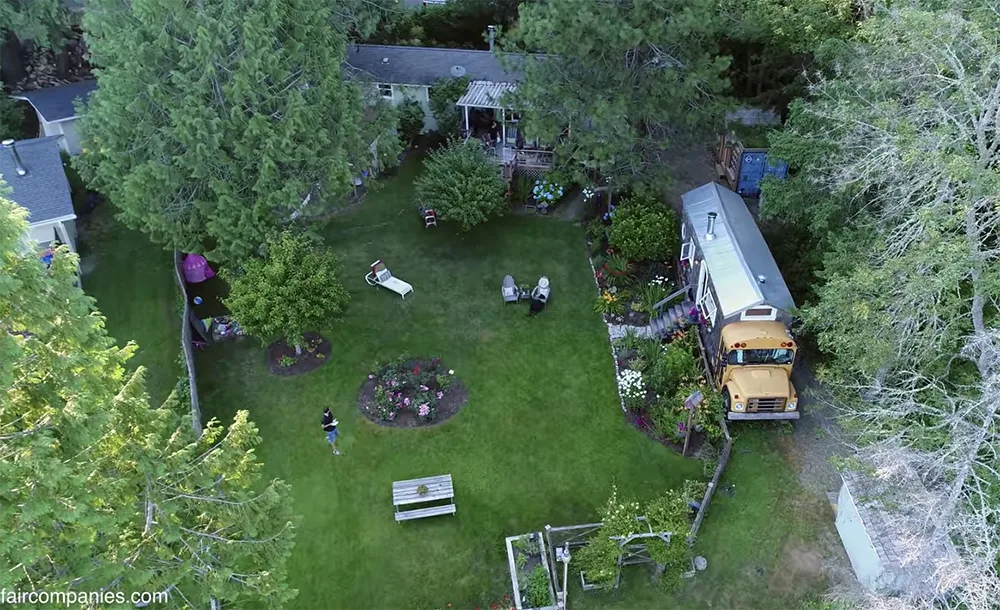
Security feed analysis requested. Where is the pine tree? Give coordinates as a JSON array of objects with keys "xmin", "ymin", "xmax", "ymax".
[
  {"xmin": 0, "ymin": 192, "xmax": 296, "ymax": 607},
  {"xmin": 508, "ymin": 0, "xmax": 730, "ymax": 190},
  {"xmin": 0, "ymin": 190, "xmax": 134, "ymax": 593},
  {"xmin": 77, "ymin": 0, "xmax": 371, "ymax": 264},
  {"xmin": 0, "ymin": 0, "xmax": 69, "ymax": 48}
]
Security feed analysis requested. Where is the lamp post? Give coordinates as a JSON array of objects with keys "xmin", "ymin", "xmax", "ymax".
[{"xmin": 555, "ymin": 544, "xmax": 571, "ymax": 610}]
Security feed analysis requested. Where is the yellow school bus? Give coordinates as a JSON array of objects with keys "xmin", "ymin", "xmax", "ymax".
[{"xmin": 677, "ymin": 183, "xmax": 799, "ymax": 420}]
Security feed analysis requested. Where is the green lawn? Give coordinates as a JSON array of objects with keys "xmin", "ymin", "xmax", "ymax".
[
  {"xmin": 85, "ymin": 154, "xmax": 837, "ymax": 609},
  {"xmin": 79, "ymin": 204, "xmax": 182, "ymax": 405}
]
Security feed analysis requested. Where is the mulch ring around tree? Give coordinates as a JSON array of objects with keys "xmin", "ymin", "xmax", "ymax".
[
  {"xmin": 266, "ymin": 332, "xmax": 332, "ymax": 376},
  {"xmin": 357, "ymin": 358, "xmax": 469, "ymax": 428}
]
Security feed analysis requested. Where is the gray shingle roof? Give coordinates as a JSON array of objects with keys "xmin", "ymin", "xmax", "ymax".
[
  {"xmin": 0, "ymin": 137, "xmax": 74, "ymax": 224},
  {"xmin": 12, "ymin": 80, "xmax": 97, "ymax": 123},
  {"xmin": 346, "ymin": 44, "xmax": 522, "ymax": 86}
]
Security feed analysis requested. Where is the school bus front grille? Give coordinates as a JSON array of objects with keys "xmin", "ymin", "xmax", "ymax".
[{"xmin": 748, "ymin": 397, "xmax": 785, "ymax": 412}]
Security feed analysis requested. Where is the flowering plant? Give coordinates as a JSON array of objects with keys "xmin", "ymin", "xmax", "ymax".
[
  {"xmin": 532, "ymin": 179, "xmax": 564, "ymax": 204},
  {"xmin": 370, "ymin": 357, "xmax": 451, "ymax": 422},
  {"xmin": 617, "ymin": 368, "xmax": 645, "ymax": 411},
  {"xmin": 582, "ymin": 185, "xmax": 596, "ymax": 200},
  {"xmin": 593, "ymin": 290, "xmax": 626, "ymax": 316}
]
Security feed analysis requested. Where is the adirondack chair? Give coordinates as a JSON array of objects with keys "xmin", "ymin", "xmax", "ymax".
[{"xmin": 502, "ymin": 275, "xmax": 519, "ymax": 303}]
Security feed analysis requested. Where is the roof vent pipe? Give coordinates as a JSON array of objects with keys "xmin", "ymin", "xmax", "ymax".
[
  {"xmin": 2, "ymin": 139, "xmax": 27, "ymax": 176},
  {"xmin": 705, "ymin": 212, "xmax": 717, "ymax": 240},
  {"xmin": 488, "ymin": 25, "xmax": 496, "ymax": 51}
]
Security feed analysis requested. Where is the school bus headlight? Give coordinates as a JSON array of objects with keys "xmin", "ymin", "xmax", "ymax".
[
  {"xmin": 786, "ymin": 402, "xmax": 797, "ymax": 411},
  {"xmin": 733, "ymin": 402, "xmax": 745, "ymax": 412}
]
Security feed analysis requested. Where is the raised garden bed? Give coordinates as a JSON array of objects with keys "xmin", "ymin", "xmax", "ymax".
[
  {"xmin": 505, "ymin": 533, "xmax": 557, "ymax": 610},
  {"xmin": 358, "ymin": 357, "xmax": 467, "ymax": 427}
]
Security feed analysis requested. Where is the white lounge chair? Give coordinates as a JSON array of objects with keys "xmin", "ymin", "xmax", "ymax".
[{"xmin": 365, "ymin": 260, "xmax": 413, "ymax": 299}]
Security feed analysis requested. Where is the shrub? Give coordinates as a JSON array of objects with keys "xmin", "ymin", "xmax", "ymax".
[
  {"xmin": 608, "ymin": 195, "xmax": 679, "ymax": 262},
  {"xmin": 428, "ymin": 76, "xmax": 470, "ymax": 138},
  {"xmin": 415, "ymin": 140, "xmax": 507, "ymax": 230},
  {"xmin": 509, "ymin": 174, "xmax": 533, "ymax": 204},
  {"xmin": 397, "ymin": 99, "xmax": 425, "ymax": 146},
  {"xmin": 532, "ymin": 178, "xmax": 564, "ymax": 206},
  {"xmin": 648, "ymin": 340, "xmax": 700, "ymax": 396},
  {"xmin": 525, "ymin": 565, "xmax": 550, "ymax": 608},
  {"xmin": 585, "ymin": 219, "xmax": 608, "ymax": 245},
  {"xmin": 636, "ymin": 282, "xmax": 669, "ymax": 316},
  {"xmin": 222, "ymin": 232, "xmax": 349, "ymax": 352}
]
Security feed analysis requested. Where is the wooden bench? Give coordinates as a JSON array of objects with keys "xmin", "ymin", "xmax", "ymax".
[{"xmin": 393, "ymin": 474, "xmax": 456, "ymax": 522}]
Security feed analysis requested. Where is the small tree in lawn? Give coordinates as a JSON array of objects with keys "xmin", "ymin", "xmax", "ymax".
[
  {"xmin": 415, "ymin": 139, "xmax": 507, "ymax": 231},
  {"xmin": 224, "ymin": 232, "xmax": 349, "ymax": 356}
]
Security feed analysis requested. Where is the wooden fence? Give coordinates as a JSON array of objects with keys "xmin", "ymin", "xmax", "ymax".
[
  {"xmin": 173, "ymin": 251, "xmax": 203, "ymax": 437},
  {"xmin": 688, "ymin": 416, "xmax": 732, "ymax": 544}
]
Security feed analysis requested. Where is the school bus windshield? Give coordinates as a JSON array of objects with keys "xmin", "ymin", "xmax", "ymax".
[{"xmin": 726, "ymin": 348, "xmax": 794, "ymax": 366}]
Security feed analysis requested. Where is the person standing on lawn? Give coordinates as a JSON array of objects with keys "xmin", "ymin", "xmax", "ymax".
[{"xmin": 322, "ymin": 408, "xmax": 341, "ymax": 455}]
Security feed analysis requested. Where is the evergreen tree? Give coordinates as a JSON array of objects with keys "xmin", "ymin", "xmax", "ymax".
[
  {"xmin": 1, "ymin": 187, "xmax": 133, "ymax": 596},
  {"xmin": 508, "ymin": 0, "xmax": 730, "ymax": 190},
  {"xmin": 0, "ymin": 192, "xmax": 296, "ymax": 607},
  {"xmin": 78, "ymin": 0, "xmax": 371, "ymax": 264},
  {"xmin": 763, "ymin": 6, "xmax": 1000, "ymax": 605},
  {"xmin": 0, "ymin": 0, "xmax": 69, "ymax": 48}
]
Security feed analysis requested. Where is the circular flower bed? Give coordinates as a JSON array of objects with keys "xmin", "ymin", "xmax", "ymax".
[{"xmin": 358, "ymin": 357, "xmax": 467, "ymax": 427}]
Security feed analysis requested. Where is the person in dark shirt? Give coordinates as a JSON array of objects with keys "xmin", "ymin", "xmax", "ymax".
[{"xmin": 322, "ymin": 408, "xmax": 341, "ymax": 455}]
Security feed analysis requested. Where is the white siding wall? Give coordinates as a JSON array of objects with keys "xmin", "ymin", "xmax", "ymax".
[
  {"xmin": 39, "ymin": 118, "xmax": 83, "ymax": 155},
  {"xmin": 835, "ymin": 483, "xmax": 884, "ymax": 591},
  {"xmin": 377, "ymin": 83, "xmax": 438, "ymax": 132},
  {"xmin": 28, "ymin": 218, "xmax": 77, "ymax": 253}
]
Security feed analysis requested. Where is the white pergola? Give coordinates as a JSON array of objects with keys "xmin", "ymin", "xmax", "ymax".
[{"xmin": 455, "ymin": 80, "xmax": 517, "ymax": 144}]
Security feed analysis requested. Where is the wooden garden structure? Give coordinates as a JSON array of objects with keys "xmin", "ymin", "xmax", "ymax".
[{"xmin": 544, "ymin": 517, "xmax": 676, "ymax": 594}]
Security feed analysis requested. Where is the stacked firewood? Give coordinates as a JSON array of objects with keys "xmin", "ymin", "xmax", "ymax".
[{"xmin": 13, "ymin": 32, "xmax": 92, "ymax": 92}]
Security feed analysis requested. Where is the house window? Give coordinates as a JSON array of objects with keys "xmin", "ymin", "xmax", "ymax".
[
  {"xmin": 681, "ymin": 222, "xmax": 687, "ymax": 240},
  {"xmin": 699, "ymin": 290, "xmax": 718, "ymax": 327},
  {"xmin": 680, "ymin": 239, "xmax": 695, "ymax": 263},
  {"xmin": 740, "ymin": 307, "xmax": 777, "ymax": 321},
  {"xmin": 377, "ymin": 83, "xmax": 393, "ymax": 99},
  {"xmin": 695, "ymin": 262, "xmax": 709, "ymax": 303}
]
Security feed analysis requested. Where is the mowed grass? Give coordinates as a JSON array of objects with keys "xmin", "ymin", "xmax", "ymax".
[
  {"xmin": 84, "ymin": 154, "xmax": 839, "ymax": 609},
  {"xmin": 79, "ymin": 204, "xmax": 181, "ymax": 405},
  {"xmin": 194, "ymin": 156, "xmax": 704, "ymax": 608}
]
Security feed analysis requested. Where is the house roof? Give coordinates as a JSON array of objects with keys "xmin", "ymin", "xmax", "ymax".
[
  {"xmin": 346, "ymin": 44, "xmax": 522, "ymax": 86},
  {"xmin": 840, "ymin": 469, "xmax": 961, "ymax": 591},
  {"xmin": 12, "ymin": 80, "xmax": 97, "ymax": 123},
  {"xmin": 0, "ymin": 137, "xmax": 75, "ymax": 225},
  {"xmin": 456, "ymin": 80, "xmax": 516, "ymax": 109},
  {"xmin": 681, "ymin": 182, "xmax": 794, "ymax": 318}
]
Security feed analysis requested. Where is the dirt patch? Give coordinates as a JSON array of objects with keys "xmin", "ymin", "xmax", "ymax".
[
  {"xmin": 357, "ymin": 359, "xmax": 468, "ymax": 428},
  {"xmin": 266, "ymin": 333, "xmax": 331, "ymax": 376},
  {"xmin": 768, "ymin": 544, "xmax": 826, "ymax": 595}
]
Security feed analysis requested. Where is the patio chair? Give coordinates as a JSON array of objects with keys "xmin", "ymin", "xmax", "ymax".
[
  {"xmin": 531, "ymin": 276, "xmax": 551, "ymax": 304},
  {"xmin": 365, "ymin": 260, "xmax": 414, "ymax": 299},
  {"xmin": 501, "ymin": 275, "xmax": 519, "ymax": 304}
]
